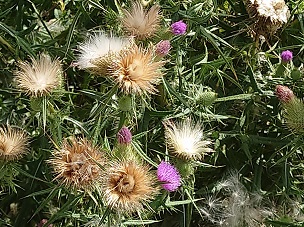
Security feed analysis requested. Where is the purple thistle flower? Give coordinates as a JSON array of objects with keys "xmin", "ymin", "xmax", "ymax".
[
  {"xmin": 171, "ymin": 20, "xmax": 187, "ymax": 35},
  {"xmin": 117, "ymin": 126, "xmax": 132, "ymax": 145},
  {"xmin": 281, "ymin": 50, "xmax": 293, "ymax": 63},
  {"xmin": 157, "ymin": 161, "xmax": 181, "ymax": 192},
  {"xmin": 155, "ymin": 40, "xmax": 171, "ymax": 56}
]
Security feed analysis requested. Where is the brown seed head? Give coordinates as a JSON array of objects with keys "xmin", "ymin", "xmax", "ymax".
[
  {"xmin": 102, "ymin": 160, "xmax": 158, "ymax": 215},
  {"xmin": 14, "ymin": 54, "xmax": 62, "ymax": 97},
  {"xmin": 0, "ymin": 125, "xmax": 29, "ymax": 161},
  {"xmin": 110, "ymin": 45, "xmax": 164, "ymax": 94},
  {"xmin": 122, "ymin": 2, "xmax": 161, "ymax": 39},
  {"xmin": 49, "ymin": 137, "xmax": 106, "ymax": 191}
]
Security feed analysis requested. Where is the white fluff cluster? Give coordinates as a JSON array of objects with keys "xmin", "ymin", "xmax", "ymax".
[
  {"xmin": 76, "ymin": 33, "xmax": 131, "ymax": 69},
  {"xmin": 247, "ymin": 0, "xmax": 290, "ymax": 36},
  {"xmin": 251, "ymin": 0, "xmax": 290, "ymax": 23},
  {"xmin": 200, "ymin": 173, "xmax": 274, "ymax": 226}
]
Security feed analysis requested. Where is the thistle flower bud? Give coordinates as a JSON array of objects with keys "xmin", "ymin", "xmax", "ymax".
[
  {"xmin": 118, "ymin": 95, "xmax": 132, "ymax": 111},
  {"xmin": 155, "ymin": 40, "xmax": 171, "ymax": 56},
  {"xmin": 281, "ymin": 50, "xmax": 293, "ymax": 63},
  {"xmin": 117, "ymin": 126, "xmax": 132, "ymax": 145},
  {"xmin": 196, "ymin": 91, "xmax": 218, "ymax": 106},
  {"xmin": 171, "ymin": 20, "xmax": 187, "ymax": 35},
  {"xmin": 157, "ymin": 161, "xmax": 181, "ymax": 192},
  {"xmin": 291, "ymin": 68, "xmax": 302, "ymax": 80},
  {"xmin": 276, "ymin": 85, "xmax": 304, "ymax": 132},
  {"xmin": 275, "ymin": 85, "xmax": 295, "ymax": 103}
]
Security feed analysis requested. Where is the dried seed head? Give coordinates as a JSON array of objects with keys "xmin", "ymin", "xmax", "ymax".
[
  {"xmin": 102, "ymin": 160, "xmax": 158, "ymax": 215},
  {"xmin": 164, "ymin": 118, "xmax": 214, "ymax": 160},
  {"xmin": 49, "ymin": 137, "xmax": 106, "ymax": 191},
  {"xmin": 14, "ymin": 54, "xmax": 62, "ymax": 97},
  {"xmin": 110, "ymin": 45, "xmax": 164, "ymax": 94},
  {"xmin": 246, "ymin": 0, "xmax": 290, "ymax": 36},
  {"xmin": 122, "ymin": 2, "xmax": 161, "ymax": 39},
  {"xmin": 0, "ymin": 125, "xmax": 29, "ymax": 161}
]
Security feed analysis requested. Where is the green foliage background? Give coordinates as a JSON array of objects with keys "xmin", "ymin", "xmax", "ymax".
[{"xmin": 0, "ymin": 0, "xmax": 304, "ymax": 226}]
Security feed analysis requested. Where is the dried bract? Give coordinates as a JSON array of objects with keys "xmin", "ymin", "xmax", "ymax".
[
  {"xmin": 102, "ymin": 160, "xmax": 157, "ymax": 214},
  {"xmin": 49, "ymin": 137, "xmax": 105, "ymax": 190}
]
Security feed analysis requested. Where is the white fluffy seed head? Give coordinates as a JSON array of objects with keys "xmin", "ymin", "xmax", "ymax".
[
  {"xmin": 247, "ymin": 0, "xmax": 290, "ymax": 36},
  {"xmin": 14, "ymin": 54, "xmax": 62, "ymax": 97},
  {"xmin": 76, "ymin": 33, "xmax": 132, "ymax": 73},
  {"xmin": 164, "ymin": 118, "xmax": 213, "ymax": 160}
]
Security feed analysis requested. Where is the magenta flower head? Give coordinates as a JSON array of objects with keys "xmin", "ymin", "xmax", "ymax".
[
  {"xmin": 171, "ymin": 20, "xmax": 187, "ymax": 35},
  {"xmin": 155, "ymin": 40, "xmax": 171, "ymax": 56},
  {"xmin": 275, "ymin": 85, "xmax": 295, "ymax": 103},
  {"xmin": 157, "ymin": 161, "xmax": 181, "ymax": 192},
  {"xmin": 281, "ymin": 50, "xmax": 293, "ymax": 63},
  {"xmin": 117, "ymin": 126, "xmax": 132, "ymax": 145}
]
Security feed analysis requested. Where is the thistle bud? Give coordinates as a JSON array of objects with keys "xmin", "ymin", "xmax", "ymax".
[
  {"xmin": 118, "ymin": 95, "xmax": 132, "ymax": 111},
  {"xmin": 275, "ymin": 85, "xmax": 295, "ymax": 103},
  {"xmin": 276, "ymin": 85, "xmax": 304, "ymax": 133},
  {"xmin": 196, "ymin": 91, "xmax": 218, "ymax": 106},
  {"xmin": 291, "ymin": 68, "xmax": 302, "ymax": 80},
  {"xmin": 117, "ymin": 126, "xmax": 132, "ymax": 145},
  {"xmin": 155, "ymin": 40, "xmax": 171, "ymax": 57}
]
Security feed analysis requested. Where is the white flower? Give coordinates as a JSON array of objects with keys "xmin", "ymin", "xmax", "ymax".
[
  {"xmin": 76, "ymin": 33, "xmax": 132, "ymax": 73},
  {"xmin": 163, "ymin": 118, "xmax": 213, "ymax": 160}
]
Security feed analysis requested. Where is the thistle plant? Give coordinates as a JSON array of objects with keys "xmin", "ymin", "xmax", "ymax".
[{"xmin": 0, "ymin": 0, "xmax": 303, "ymax": 226}]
